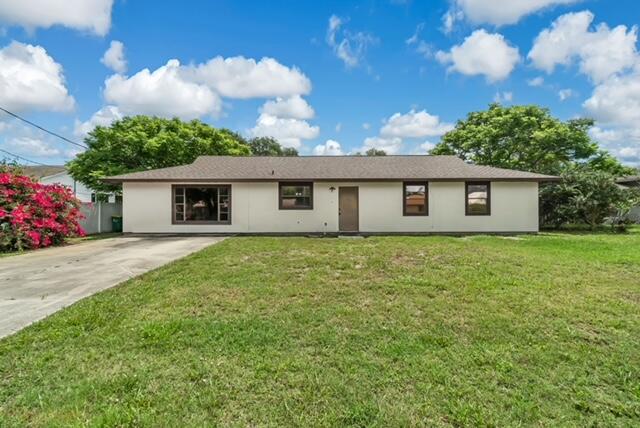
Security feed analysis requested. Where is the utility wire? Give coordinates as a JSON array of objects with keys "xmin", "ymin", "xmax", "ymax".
[
  {"xmin": 0, "ymin": 148, "xmax": 48, "ymax": 166},
  {"xmin": 0, "ymin": 106, "xmax": 88, "ymax": 149}
]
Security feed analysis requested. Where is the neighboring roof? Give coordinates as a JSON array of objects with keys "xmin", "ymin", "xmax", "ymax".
[
  {"xmin": 21, "ymin": 165, "xmax": 66, "ymax": 179},
  {"xmin": 617, "ymin": 175, "xmax": 640, "ymax": 187},
  {"xmin": 104, "ymin": 155, "xmax": 559, "ymax": 183}
]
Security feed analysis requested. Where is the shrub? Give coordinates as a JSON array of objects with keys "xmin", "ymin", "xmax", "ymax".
[
  {"xmin": 0, "ymin": 166, "xmax": 85, "ymax": 252},
  {"xmin": 540, "ymin": 166, "xmax": 640, "ymax": 230}
]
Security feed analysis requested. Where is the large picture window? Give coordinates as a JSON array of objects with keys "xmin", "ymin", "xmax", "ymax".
[
  {"xmin": 173, "ymin": 185, "xmax": 231, "ymax": 224},
  {"xmin": 465, "ymin": 182, "xmax": 491, "ymax": 216},
  {"xmin": 279, "ymin": 182, "xmax": 313, "ymax": 210},
  {"xmin": 403, "ymin": 182, "xmax": 428, "ymax": 216}
]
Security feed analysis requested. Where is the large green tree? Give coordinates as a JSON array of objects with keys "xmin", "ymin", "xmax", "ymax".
[
  {"xmin": 67, "ymin": 116, "xmax": 251, "ymax": 193},
  {"xmin": 431, "ymin": 104, "xmax": 630, "ymax": 175},
  {"xmin": 247, "ymin": 137, "xmax": 298, "ymax": 156}
]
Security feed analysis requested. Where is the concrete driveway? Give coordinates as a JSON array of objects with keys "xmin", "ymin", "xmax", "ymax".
[{"xmin": 0, "ymin": 236, "xmax": 225, "ymax": 339}]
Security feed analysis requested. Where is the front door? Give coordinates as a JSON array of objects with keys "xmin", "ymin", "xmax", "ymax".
[{"xmin": 339, "ymin": 187, "xmax": 359, "ymax": 232}]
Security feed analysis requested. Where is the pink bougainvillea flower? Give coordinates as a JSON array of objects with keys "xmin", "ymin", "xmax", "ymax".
[
  {"xmin": 27, "ymin": 230, "xmax": 41, "ymax": 248},
  {"xmin": 1, "ymin": 168, "xmax": 85, "ymax": 252}
]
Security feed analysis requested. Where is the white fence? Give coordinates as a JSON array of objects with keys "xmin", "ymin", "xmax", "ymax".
[{"xmin": 79, "ymin": 201, "xmax": 123, "ymax": 234}]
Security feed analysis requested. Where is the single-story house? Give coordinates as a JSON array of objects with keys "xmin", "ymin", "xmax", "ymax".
[{"xmin": 104, "ymin": 155, "xmax": 558, "ymax": 234}]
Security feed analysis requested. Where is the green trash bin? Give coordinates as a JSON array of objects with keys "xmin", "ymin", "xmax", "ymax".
[{"xmin": 111, "ymin": 216, "xmax": 123, "ymax": 233}]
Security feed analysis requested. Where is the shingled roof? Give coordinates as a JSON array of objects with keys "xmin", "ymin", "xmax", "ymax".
[
  {"xmin": 21, "ymin": 165, "xmax": 67, "ymax": 179},
  {"xmin": 104, "ymin": 155, "xmax": 558, "ymax": 183}
]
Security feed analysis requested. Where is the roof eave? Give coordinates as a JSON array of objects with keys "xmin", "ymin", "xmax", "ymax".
[{"xmin": 104, "ymin": 176, "xmax": 559, "ymax": 184}]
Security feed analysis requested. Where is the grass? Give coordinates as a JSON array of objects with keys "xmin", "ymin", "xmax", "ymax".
[{"xmin": 1, "ymin": 231, "xmax": 639, "ymax": 426}]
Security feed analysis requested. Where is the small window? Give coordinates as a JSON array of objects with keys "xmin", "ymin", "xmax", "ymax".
[
  {"xmin": 279, "ymin": 182, "xmax": 313, "ymax": 210},
  {"xmin": 403, "ymin": 182, "xmax": 428, "ymax": 216},
  {"xmin": 172, "ymin": 185, "xmax": 231, "ymax": 224},
  {"xmin": 465, "ymin": 182, "xmax": 491, "ymax": 216}
]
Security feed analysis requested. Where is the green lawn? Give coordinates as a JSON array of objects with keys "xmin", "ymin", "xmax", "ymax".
[{"xmin": 1, "ymin": 232, "xmax": 639, "ymax": 426}]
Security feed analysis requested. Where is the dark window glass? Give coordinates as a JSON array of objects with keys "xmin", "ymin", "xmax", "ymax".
[
  {"xmin": 466, "ymin": 182, "xmax": 490, "ymax": 215},
  {"xmin": 173, "ymin": 186, "xmax": 231, "ymax": 223},
  {"xmin": 279, "ymin": 182, "xmax": 313, "ymax": 209},
  {"xmin": 403, "ymin": 182, "xmax": 428, "ymax": 216}
]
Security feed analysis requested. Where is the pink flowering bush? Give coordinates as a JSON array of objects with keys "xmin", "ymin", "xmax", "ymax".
[{"xmin": 0, "ymin": 167, "xmax": 85, "ymax": 252}]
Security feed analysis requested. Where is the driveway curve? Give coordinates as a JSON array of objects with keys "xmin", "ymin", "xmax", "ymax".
[{"xmin": 0, "ymin": 236, "xmax": 224, "ymax": 338}]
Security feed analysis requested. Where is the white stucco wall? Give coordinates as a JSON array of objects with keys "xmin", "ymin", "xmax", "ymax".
[{"xmin": 122, "ymin": 181, "xmax": 539, "ymax": 234}]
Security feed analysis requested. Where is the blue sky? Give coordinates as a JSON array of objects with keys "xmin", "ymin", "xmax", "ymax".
[{"xmin": 0, "ymin": 0, "xmax": 639, "ymax": 165}]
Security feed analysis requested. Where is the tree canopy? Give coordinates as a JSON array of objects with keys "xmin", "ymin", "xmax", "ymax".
[
  {"xmin": 351, "ymin": 148, "xmax": 387, "ymax": 156},
  {"xmin": 67, "ymin": 116, "xmax": 251, "ymax": 193},
  {"xmin": 431, "ymin": 104, "xmax": 630, "ymax": 176},
  {"xmin": 365, "ymin": 148, "xmax": 387, "ymax": 156},
  {"xmin": 248, "ymin": 137, "xmax": 298, "ymax": 156}
]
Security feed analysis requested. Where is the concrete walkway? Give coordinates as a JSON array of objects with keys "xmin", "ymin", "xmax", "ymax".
[{"xmin": 0, "ymin": 236, "xmax": 225, "ymax": 339}]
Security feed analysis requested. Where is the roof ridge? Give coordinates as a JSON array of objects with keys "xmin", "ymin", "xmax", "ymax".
[{"xmin": 195, "ymin": 154, "xmax": 462, "ymax": 159}]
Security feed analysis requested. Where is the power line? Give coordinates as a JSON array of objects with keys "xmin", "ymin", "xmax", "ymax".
[
  {"xmin": 0, "ymin": 106, "xmax": 88, "ymax": 149},
  {"xmin": 0, "ymin": 148, "xmax": 48, "ymax": 166}
]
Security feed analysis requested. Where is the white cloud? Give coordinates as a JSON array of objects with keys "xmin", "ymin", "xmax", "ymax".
[
  {"xmin": 528, "ymin": 11, "xmax": 638, "ymax": 83},
  {"xmin": 335, "ymin": 122, "xmax": 342, "ymax": 132},
  {"xmin": 359, "ymin": 136, "xmax": 403, "ymax": 154},
  {"xmin": 7, "ymin": 137, "xmax": 59, "ymax": 157},
  {"xmin": 585, "ymin": 70, "xmax": 640, "ymax": 166},
  {"xmin": 418, "ymin": 141, "xmax": 436, "ymax": 154},
  {"xmin": 249, "ymin": 113, "xmax": 319, "ymax": 149},
  {"xmin": 584, "ymin": 67, "xmax": 640, "ymax": 127},
  {"xmin": 327, "ymin": 15, "xmax": 342, "ymax": 46},
  {"xmin": 362, "ymin": 122, "xmax": 371, "ymax": 130},
  {"xmin": 494, "ymin": 91, "xmax": 513, "ymax": 103},
  {"xmin": 313, "ymin": 139, "xmax": 343, "ymax": 156},
  {"xmin": 589, "ymin": 125, "xmax": 640, "ymax": 166},
  {"xmin": 74, "ymin": 105, "xmax": 122, "ymax": 138},
  {"xmin": 184, "ymin": 56, "xmax": 311, "ymax": 99},
  {"xmin": 0, "ymin": 41, "xmax": 74, "ymax": 113},
  {"xmin": 406, "ymin": 23, "xmax": 424, "ymax": 45},
  {"xmin": 326, "ymin": 14, "xmax": 377, "ymax": 68},
  {"xmin": 558, "ymin": 88, "xmax": 574, "ymax": 101},
  {"xmin": 103, "ymin": 59, "xmax": 222, "ymax": 119},
  {"xmin": 406, "ymin": 23, "xmax": 432, "ymax": 58},
  {"xmin": 453, "ymin": 0, "xmax": 578, "ymax": 26},
  {"xmin": 101, "ymin": 40, "xmax": 126, "ymax": 73},
  {"xmin": 421, "ymin": 141, "xmax": 435, "ymax": 151},
  {"xmin": 441, "ymin": 10, "xmax": 463, "ymax": 34},
  {"xmin": 0, "ymin": 0, "xmax": 114, "ymax": 35},
  {"xmin": 260, "ymin": 95, "xmax": 314, "ymax": 120},
  {"xmin": 436, "ymin": 29, "xmax": 520, "ymax": 82},
  {"xmin": 617, "ymin": 146, "xmax": 640, "ymax": 164},
  {"xmin": 380, "ymin": 109, "xmax": 454, "ymax": 138},
  {"xmin": 527, "ymin": 76, "xmax": 545, "ymax": 87},
  {"xmin": 97, "ymin": 54, "xmax": 312, "ymax": 120}
]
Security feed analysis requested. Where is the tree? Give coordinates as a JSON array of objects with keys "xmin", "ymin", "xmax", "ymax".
[
  {"xmin": 351, "ymin": 148, "xmax": 387, "ymax": 156},
  {"xmin": 431, "ymin": 104, "xmax": 631, "ymax": 176},
  {"xmin": 247, "ymin": 137, "xmax": 298, "ymax": 156},
  {"xmin": 539, "ymin": 166, "xmax": 640, "ymax": 230},
  {"xmin": 365, "ymin": 148, "xmax": 387, "ymax": 156},
  {"xmin": 67, "ymin": 116, "xmax": 251, "ymax": 193}
]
